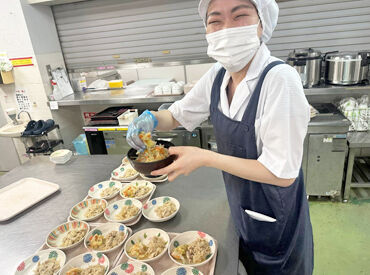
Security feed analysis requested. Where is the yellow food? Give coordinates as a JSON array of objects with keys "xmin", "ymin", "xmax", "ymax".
[
  {"xmin": 155, "ymin": 201, "xmax": 176, "ymax": 218},
  {"xmin": 115, "ymin": 205, "xmax": 139, "ymax": 220},
  {"xmin": 88, "ymin": 231, "xmax": 125, "ymax": 251},
  {"xmin": 136, "ymin": 132, "xmax": 169, "ymax": 162},
  {"xmin": 33, "ymin": 258, "xmax": 60, "ymax": 275},
  {"xmin": 122, "ymin": 185, "xmax": 150, "ymax": 198},
  {"xmin": 84, "ymin": 204, "xmax": 104, "ymax": 218},
  {"xmin": 128, "ymin": 236, "xmax": 167, "ymax": 260},
  {"xmin": 171, "ymin": 238, "xmax": 211, "ymax": 264},
  {"xmin": 100, "ymin": 187, "xmax": 119, "ymax": 198},
  {"xmin": 66, "ymin": 265, "xmax": 105, "ymax": 275},
  {"xmin": 62, "ymin": 229, "xmax": 86, "ymax": 247}
]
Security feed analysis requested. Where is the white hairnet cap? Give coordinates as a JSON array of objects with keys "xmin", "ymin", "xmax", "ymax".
[{"xmin": 198, "ymin": 0, "xmax": 279, "ymax": 43}]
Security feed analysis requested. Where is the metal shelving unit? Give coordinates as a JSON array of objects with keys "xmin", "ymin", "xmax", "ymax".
[{"xmin": 21, "ymin": 124, "xmax": 64, "ymax": 157}]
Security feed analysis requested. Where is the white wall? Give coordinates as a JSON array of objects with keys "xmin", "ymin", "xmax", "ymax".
[{"xmin": 0, "ymin": 0, "xmax": 67, "ymax": 164}]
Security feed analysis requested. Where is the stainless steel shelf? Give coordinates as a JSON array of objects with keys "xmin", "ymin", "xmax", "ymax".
[
  {"xmin": 49, "ymin": 91, "xmax": 184, "ymax": 106},
  {"xmin": 49, "ymin": 86, "xmax": 370, "ymax": 107}
]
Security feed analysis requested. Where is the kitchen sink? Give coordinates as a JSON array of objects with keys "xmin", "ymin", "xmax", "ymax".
[{"xmin": 0, "ymin": 123, "xmax": 27, "ymax": 138}]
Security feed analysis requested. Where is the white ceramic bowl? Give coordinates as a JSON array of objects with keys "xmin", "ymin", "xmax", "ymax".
[
  {"xmin": 161, "ymin": 266, "xmax": 204, "ymax": 275},
  {"xmin": 111, "ymin": 165, "xmax": 139, "ymax": 181},
  {"xmin": 122, "ymin": 156, "xmax": 130, "ymax": 166},
  {"xmin": 142, "ymin": 196, "xmax": 180, "ymax": 222},
  {"xmin": 108, "ymin": 260, "xmax": 154, "ymax": 275},
  {"xmin": 70, "ymin": 198, "xmax": 107, "ymax": 221},
  {"xmin": 168, "ymin": 231, "xmax": 216, "ymax": 267},
  {"xmin": 120, "ymin": 180, "xmax": 154, "ymax": 200},
  {"xmin": 46, "ymin": 220, "xmax": 90, "ymax": 250},
  {"xmin": 104, "ymin": 198, "xmax": 142, "ymax": 223},
  {"xmin": 50, "ymin": 149, "xmax": 72, "ymax": 164},
  {"xmin": 15, "ymin": 249, "xmax": 66, "ymax": 274},
  {"xmin": 140, "ymin": 173, "xmax": 168, "ymax": 182},
  {"xmin": 84, "ymin": 223, "xmax": 129, "ymax": 253},
  {"xmin": 59, "ymin": 252, "xmax": 109, "ymax": 275},
  {"xmin": 88, "ymin": 180, "xmax": 122, "ymax": 200},
  {"xmin": 124, "ymin": 228, "xmax": 170, "ymax": 263}
]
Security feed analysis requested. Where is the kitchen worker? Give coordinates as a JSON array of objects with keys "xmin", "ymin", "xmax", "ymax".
[{"xmin": 127, "ymin": 0, "xmax": 314, "ymax": 274}]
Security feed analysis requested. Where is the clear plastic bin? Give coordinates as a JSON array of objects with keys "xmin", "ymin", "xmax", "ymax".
[{"xmin": 72, "ymin": 134, "xmax": 89, "ymax": 155}]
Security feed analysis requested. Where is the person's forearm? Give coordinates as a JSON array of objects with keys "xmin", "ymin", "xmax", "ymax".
[
  {"xmin": 202, "ymin": 150, "xmax": 295, "ymax": 187},
  {"xmin": 152, "ymin": 110, "xmax": 180, "ymax": 131}
]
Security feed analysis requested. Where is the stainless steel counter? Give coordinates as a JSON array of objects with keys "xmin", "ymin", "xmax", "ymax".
[{"xmin": 0, "ymin": 156, "xmax": 238, "ymax": 274}]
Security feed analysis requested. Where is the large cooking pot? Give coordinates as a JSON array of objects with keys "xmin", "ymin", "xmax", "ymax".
[
  {"xmin": 287, "ymin": 48, "xmax": 322, "ymax": 88},
  {"xmin": 325, "ymin": 51, "xmax": 369, "ymax": 85}
]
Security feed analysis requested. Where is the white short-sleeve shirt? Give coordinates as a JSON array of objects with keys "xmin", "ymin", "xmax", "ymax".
[{"xmin": 168, "ymin": 43, "xmax": 310, "ymax": 179}]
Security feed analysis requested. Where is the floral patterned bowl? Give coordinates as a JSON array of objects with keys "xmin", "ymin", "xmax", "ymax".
[
  {"xmin": 59, "ymin": 252, "xmax": 109, "ymax": 275},
  {"xmin": 46, "ymin": 220, "xmax": 90, "ymax": 250},
  {"xmin": 111, "ymin": 165, "xmax": 139, "ymax": 181},
  {"xmin": 88, "ymin": 180, "xmax": 122, "ymax": 200},
  {"xmin": 108, "ymin": 260, "xmax": 154, "ymax": 275},
  {"xmin": 142, "ymin": 196, "xmax": 180, "ymax": 222},
  {"xmin": 104, "ymin": 198, "xmax": 142, "ymax": 223},
  {"xmin": 84, "ymin": 223, "xmax": 129, "ymax": 254},
  {"xmin": 15, "ymin": 249, "xmax": 66, "ymax": 274},
  {"xmin": 124, "ymin": 228, "xmax": 170, "ymax": 263},
  {"xmin": 70, "ymin": 198, "xmax": 107, "ymax": 221},
  {"xmin": 161, "ymin": 266, "xmax": 204, "ymax": 275},
  {"xmin": 120, "ymin": 180, "xmax": 154, "ymax": 200},
  {"xmin": 168, "ymin": 231, "xmax": 216, "ymax": 267}
]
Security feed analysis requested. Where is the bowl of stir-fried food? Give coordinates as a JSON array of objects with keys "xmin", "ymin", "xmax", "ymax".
[
  {"xmin": 70, "ymin": 199, "xmax": 107, "ymax": 222},
  {"xmin": 168, "ymin": 231, "xmax": 216, "ymax": 267},
  {"xmin": 142, "ymin": 196, "xmax": 180, "ymax": 222},
  {"xmin": 88, "ymin": 180, "xmax": 122, "ymax": 200},
  {"xmin": 104, "ymin": 198, "xmax": 142, "ymax": 223},
  {"xmin": 124, "ymin": 228, "xmax": 170, "ymax": 263},
  {"xmin": 127, "ymin": 132, "xmax": 175, "ymax": 175},
  {"xmin": 120, "ymin": 180, "xmax": 154, "ymax": 200},
  {"xmin": 46, "ymin": 221, "xmax": 90, "ymax": 250},
  {"xmin": 15, "ymin": 249, "xmax": 66, "ymax": 275},
  {"xmin": 107, "ymin": 260, "xmax": 155, "ymax": 275},
  {"xmin": 84, "ymin": 223, "xmax": 129, "ymax": 253},
  {"xmin": 59, "ymin": 252, "xmax": 109, "ymax": 275}
]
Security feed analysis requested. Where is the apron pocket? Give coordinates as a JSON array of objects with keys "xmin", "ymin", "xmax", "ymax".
[{"xmin": 240, "ymin": 206, "xmax": 281, "ymax": 256}]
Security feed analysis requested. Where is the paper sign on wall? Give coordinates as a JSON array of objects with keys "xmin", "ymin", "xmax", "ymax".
[
  {"xmin": 9, "ymin": 57, "xmax": 33, "ymax": 67},
  {"xmin": 15, "ymin": 89, "xmax": 32, "ymax": 112}
]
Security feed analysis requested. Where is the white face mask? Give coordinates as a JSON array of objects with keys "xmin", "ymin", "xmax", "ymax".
[{"xmin": 206, "ymin": 23, "xmax": 261, "ymax": 72}]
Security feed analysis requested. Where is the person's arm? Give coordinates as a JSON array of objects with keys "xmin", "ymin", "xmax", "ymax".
[
  {"xmin": 152, "ymin": 146, "xmax": 295, "ymax": 186},
  {"xmin": 153, "ymin": 64, "xmax": 310, "ymax": 186},
  {"xmin": 152, "ymin": 110, "xmax": 180, "ymax": 131}
]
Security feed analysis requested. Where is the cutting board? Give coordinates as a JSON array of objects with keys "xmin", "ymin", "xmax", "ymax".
[{"xmin": 0, "ymin": 178, "xmax": 59, "ymax": 221}]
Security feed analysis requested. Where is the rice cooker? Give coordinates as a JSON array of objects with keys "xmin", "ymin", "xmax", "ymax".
[{"xmin": 287, "ymin": 48, "xmax": 322, "ymax": 88}]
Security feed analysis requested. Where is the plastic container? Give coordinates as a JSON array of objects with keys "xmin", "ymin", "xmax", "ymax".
[
  {"xmin": 118, "ymin": 109, "xmax": 138, "ymax": 126},
  {"xmin": 72, "ymin": 134, "xmax": 89, "ymax": 155}
]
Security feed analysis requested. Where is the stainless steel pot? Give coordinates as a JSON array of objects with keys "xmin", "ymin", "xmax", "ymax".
[
  {"xmin": 287, "ymin": 48, "xmax": 322, "ymax": 88},
  {"xmin": 359, "ymin": 51, "xmax": 369, "ymax": 82},
  {"xmin": 325, "ymin": 52, "xmax": 369, "ymax": 85}
]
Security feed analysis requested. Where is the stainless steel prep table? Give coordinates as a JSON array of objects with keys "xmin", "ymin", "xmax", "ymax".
[{"xmin": 0, "ymin": 156, "xmax": 238, "ymax": 274}]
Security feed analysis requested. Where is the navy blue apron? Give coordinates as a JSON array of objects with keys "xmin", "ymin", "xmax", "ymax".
[{"xmin": 210, "ymin": 61, "xmax": 314, "ymax": 274}]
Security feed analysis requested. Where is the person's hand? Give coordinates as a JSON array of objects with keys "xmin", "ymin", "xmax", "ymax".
[
  {"xmin": 126, "ymin": 110, "xmax": 158, "ymax": 151},
  {"xmin": 151, "ymin": 146, "xmax": 210, "ymax": 181}
]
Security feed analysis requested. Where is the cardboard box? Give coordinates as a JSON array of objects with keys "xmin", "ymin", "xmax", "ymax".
[{"xmin": 0, "ymin": 70, "xmax": 15, "ymax": 84}]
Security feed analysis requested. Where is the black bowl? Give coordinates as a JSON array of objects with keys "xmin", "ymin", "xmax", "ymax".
[{"xmin": 127, "ymin": 140, "xmax": 175, "ymax": 176}]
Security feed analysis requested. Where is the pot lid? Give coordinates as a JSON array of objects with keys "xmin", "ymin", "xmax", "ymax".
[
  {"xmin": 288, "ymin": 48, "xmax": 322, "ymax": 59},
  {"xmin": 325, "ymin": 52, "xmax": 363, "ymax": 60}
]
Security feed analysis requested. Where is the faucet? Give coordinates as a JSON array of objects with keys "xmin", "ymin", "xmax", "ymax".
[{"xmin": 16, "ymin": 111, "xmax": 32, "ymax": 124}]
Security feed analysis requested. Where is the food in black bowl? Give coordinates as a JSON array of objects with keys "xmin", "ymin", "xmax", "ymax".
[{"xmin": 127, "ymin": 140, "xmax": 175, "ymax": 176}]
